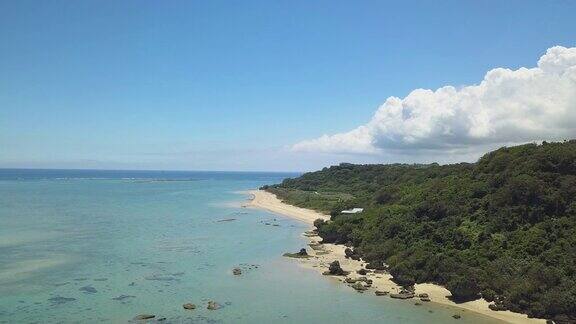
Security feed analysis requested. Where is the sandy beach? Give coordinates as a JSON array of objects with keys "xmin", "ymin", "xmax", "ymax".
[{"xmin": 247, "ymin": 190, "xmax": 545, "ymax": 324}]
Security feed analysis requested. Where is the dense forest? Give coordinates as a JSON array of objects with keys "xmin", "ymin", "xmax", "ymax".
[{"xmin": 264, "ymin": 141, "xmax": 576, "ymax": 323}]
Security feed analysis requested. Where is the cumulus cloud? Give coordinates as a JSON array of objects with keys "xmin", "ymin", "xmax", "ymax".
[{"xmin": 292, "ymin": 46, "xmax": 576, "ymax": 158}]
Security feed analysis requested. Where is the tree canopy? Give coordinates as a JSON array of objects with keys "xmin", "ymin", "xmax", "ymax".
[{"xmin": 266, "ymin": 141, "xmax": 576, "ymax": 322}]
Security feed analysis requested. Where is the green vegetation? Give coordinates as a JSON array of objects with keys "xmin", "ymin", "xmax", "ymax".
[{"xmin": 265, "ymin": 141, "xmax": 576, "ymax": 322}]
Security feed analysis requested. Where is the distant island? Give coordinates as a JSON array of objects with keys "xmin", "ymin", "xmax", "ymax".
[{"xmin": 261, "ymin": 141, "xmax": 576, "ymax": 324}]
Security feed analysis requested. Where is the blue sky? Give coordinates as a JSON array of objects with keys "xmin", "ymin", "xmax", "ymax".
[{"xmin": 1, "ymin": 1, "xmax": 575, "ymax": 171}]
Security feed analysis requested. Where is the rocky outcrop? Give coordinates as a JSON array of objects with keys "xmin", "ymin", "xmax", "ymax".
[
  {"xmin": 297, "ymin": 248, "xmax": 308, "ymax": 256},
  {"xmin": 216, "ymin": 218, "xmax": 236, "ymax": 222},
  {"xmin": 350, "ymin": 282, "xmax": 368, "ymax": 292},
  {"xmin": 345, "ymin": 276, "xmax": 372, "ymax": 284},
  {"xmin": 390, "ymin": 292, "xmax": 415, "ymax": 299},
  {"xmin": 183, "ymin": 303, "xmax": 196, "ymax": 310},
  {"xmin": 207, "ymin": 301, "xmax": 220, "ymax": 310},
  {"xmin": 48, "ymin": 296, "xmax": 76, "ymax": 305},
  {"xmin": 357, "ymin": 277, "xmax": 373, "ymax": 285},
  {"xmin": 112, "ymin": 295, "xmax": 136, "ymax": 301},
  {"xmin": 417, "ymin": 293, "xmax": 431, "ymax": 302},
  {"xmin": 283, "ymin": 248, "xmax": 311, "ymax": 258},
  {"xmin": 308, "ymin": 243, "xmax": 324, "ymax": 251},
  {"xmin": 344, "ymin": 248, "xmax": 361, "ymax": 260},
  {"xmin": 79, "ymin": 286, "xmax": 97, "ymax": 294},
  {"xmin": 303, "ymin": 230, "xmax": 318, "ymax": 237},
  {"xmin": 488, "ymin": 303, "xmax": 508, "ymax": 311},
  {"xmin": 322, "ymin": 261, "xmax": 349, "ymax": 276}
]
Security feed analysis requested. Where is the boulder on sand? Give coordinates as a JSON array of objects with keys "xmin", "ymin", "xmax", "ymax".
[
  {"xmin": 344, "ymin": 248, "xmax": 361, "ymax": 260},
  {"xmin": 418, "ymin": 293, "xmax": 431, "ymax": 301},
  {"xmin": 356, "ymin": 277, "xmax": 372, "ymax": 284},
  {"xmin": 488, "ymin": 303, "xmax": 508, "ymax": 311},
  {"xmin": 322, "ymin": 261, "xmax": 349, "ymax": 276}
]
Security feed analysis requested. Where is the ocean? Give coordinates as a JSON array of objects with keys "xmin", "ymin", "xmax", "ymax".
[{"xmin": 0, "ymin": 169, "xmax": 500, "ymax": 323}]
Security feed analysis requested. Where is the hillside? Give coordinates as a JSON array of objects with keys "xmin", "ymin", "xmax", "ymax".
[{"xmin": 265, "ymin": 141, "xmax": 576, "ymax": 323}]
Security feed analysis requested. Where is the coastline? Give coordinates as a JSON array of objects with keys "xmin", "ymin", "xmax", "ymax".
[{"xmin": 246, "ymin": 190, "xmax": 545, "ymax": 324}]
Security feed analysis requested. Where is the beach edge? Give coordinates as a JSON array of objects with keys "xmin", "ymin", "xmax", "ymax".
[{"xmin": 246, "ymin": 189, "xmax": 545, "ymax": 324}]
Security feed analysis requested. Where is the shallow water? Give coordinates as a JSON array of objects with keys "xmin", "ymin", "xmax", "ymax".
[{"xmin": 0, "ymin": 169, "xmax": 501, "ymax": 323}]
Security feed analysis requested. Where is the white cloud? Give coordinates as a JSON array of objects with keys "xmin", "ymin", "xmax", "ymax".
[{"xmin": 292, "ymin": 46, "xmax": 576, "ymax": 160}]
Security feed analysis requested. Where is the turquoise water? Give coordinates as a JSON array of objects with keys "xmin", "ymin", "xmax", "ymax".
[{"xmin": 0, "ymin": 170, "xmax": 500, "ymax": 323}]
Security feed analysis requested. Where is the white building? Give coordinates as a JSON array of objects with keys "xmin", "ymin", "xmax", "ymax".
[{"xmin": 341, "ymin": 208, "xmax": 364, "ymax": 214}]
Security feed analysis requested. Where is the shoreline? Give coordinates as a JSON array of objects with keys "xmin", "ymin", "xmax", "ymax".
[{"xmin": 246, "ymin": 190, "xmax": 545, "ymax": 324}]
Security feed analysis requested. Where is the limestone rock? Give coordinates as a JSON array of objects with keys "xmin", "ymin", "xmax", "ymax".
[{"xmin": 183, "ymin": 303, "xmax": 196, "ymax": 310}]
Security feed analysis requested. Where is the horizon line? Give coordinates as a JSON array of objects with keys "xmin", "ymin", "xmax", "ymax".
[{"xmin": 0, "ymin": 167, "xmax": 303, "ymax": 174}]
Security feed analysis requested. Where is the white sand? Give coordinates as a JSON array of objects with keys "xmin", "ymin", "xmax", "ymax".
[
  {"xmin": 246, "ymin": 190, "xmax": 329, "ymax": 224},
  {"xmin": 247, "ymin": 190, "xmax": 545, "ymax": 324}
]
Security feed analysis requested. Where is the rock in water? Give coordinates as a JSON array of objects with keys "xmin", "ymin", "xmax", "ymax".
[
  {"xmin": 183, "ymin": 303, "xmax": 196, "ymax": 310},
  {"xmin": 232, "ymin": 268, "xmax": 242, "ymax": 275},
  {"xmin": 133, "ymin": 314, "xmax": 155, "ymax": 320},
  {"xmin": 216, "ymin": 218, "xmax": 236, "ymax": 222},
  {"xmin": 350, "ymin": 282, "xmax": 368, "ymax": 292},
  {"xmin": 48, "ymin": 296, "xmax": 76, "ymax": 305},
  {"xmin": 452, "ymin": 314, "xmax": 461, "ymax": 319},
  {"xmin": 79, "ymin": 286, "xmax": 97, "ymax": 294},
  {"xmin": 112, "ymin": 294, "xmax": 136, "ymax": 301},
  {"xmin": 207, "ymin": 301, "xmax": 220, "ymax": 310},
  {"xmin": 390, "ymin": 292, "xmax": 415, "ymax": 299},
  {"xmin": 283, "ymin": 248, "xmax": 312, "ymax": 258},
  {"xmin": 374, "ymin": 290, "xmax": 389, "ymax": 296},
  {"xmin": 344, "ymin": 277, "xmax": 358, "ymax": 283}
]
